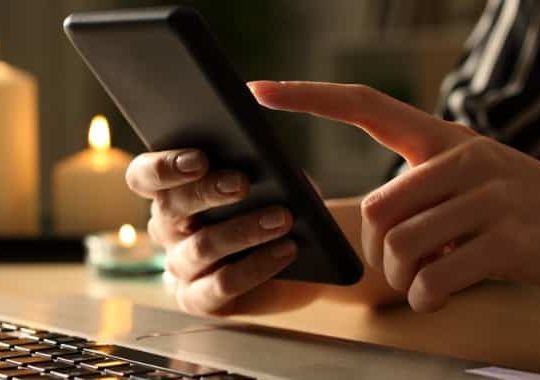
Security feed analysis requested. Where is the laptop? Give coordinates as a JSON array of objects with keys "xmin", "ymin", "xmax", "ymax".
[{"xmin": 0, "ymin": 293, "xmax": 484, "ymax": 379}]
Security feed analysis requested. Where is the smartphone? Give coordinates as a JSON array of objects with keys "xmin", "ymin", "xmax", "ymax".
[{"xmin": 63, "ymin": 6, "xmax": 362, "ymax": 285}]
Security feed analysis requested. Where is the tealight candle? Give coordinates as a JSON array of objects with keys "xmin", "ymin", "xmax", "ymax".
[{"xmin": 85, "ymin": 224, "xmax": 165, "ymax": 275}]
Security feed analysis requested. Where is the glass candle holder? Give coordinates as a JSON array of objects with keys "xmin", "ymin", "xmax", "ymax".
[{"xmin": 84, "ymin": 224, "xmax": 165, "ymax": 276}]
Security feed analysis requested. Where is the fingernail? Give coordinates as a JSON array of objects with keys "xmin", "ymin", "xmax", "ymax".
[
  {"xmin": 272, "ymin": 242, "xmax": 296, "ymax": 259},
  {"xmin": 259, "ymin": 208, "xmax": 286, "ymax": 230},
  {"xmin": 216, "ymin": 173, "xmax": 243, "ymax": 194},
  {"xmin": 176, "ymin": 151, "xmax": 203, "ymax": 173}
]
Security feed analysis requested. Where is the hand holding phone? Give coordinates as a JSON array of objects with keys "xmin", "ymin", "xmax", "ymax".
[{"xmin": 126, "ymin": 148, "xmax": 298, "ymax": 314}]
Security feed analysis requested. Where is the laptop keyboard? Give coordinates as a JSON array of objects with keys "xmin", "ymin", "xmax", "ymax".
[{"xmin": 0, "ymin": 321, "xmax": 255, "ymax": 380}]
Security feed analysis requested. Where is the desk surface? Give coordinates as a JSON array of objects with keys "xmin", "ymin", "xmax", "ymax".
[
  {"xmin": 3, "ymin": 264, "xmax": 540, "ymax": 374},
  {"xmin": 2, "ymin": 198, "xmax": 540, "ymax": 374}
]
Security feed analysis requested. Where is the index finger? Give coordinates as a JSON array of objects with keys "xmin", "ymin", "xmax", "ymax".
[
  {"xmin": 248, "ymin": 81, "xmax": 475, "ymax": 166},
  {"xmin": 125, "ymin": 149, "xmax": 208, "ymax": 198}
]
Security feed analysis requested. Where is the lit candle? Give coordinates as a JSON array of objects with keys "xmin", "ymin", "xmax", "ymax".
[
  {"xmin": 0, "ymin": 50, "xmax": 39, "ymax": 235},
  {"xmin": 85, "ymin": 224, "xmax": 164, "ymax": 274},
  {"xmin": 53, "ymin": 115, "xmax": 148, "ymax": 235}
]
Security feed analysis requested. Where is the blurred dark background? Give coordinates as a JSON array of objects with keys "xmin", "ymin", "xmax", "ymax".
[{"xmin": 0, "ymin": 0, "xmax": 485, "ymax": 235}]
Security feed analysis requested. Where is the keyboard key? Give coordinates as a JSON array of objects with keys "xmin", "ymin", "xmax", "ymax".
[
  {"xmin": 28, "ymin": 362, "xmax": 74, "ymax": 373},
  {"xmin": 80, "ymin": 360, "xmax": 129, "ymax": 371},
  {"xmin": 49, "ymin": 367, "xmax": 97, "ymax": 379},
  {"xmin": 0, "ymin": 368, "xmax": 39, "ymax": 379},
  {"xmin": 0, "ymin": 341, "xmax": 20, "ymax": 350},
  {"xmin": 103, "ymin": 365, "xmax": 152, "ymax": 376},
  {"xmin": 0, "ymin": 339, "xmax": 40, "ymax": 349},
  {"xmin": 35, "ymin": 348, "xmax": 77, "ymax": 359},
  {"xmin": 83, "ymin": 346, "xmax": 116, "ymax": 355},
  {"xmin": 85, "ymin": 346, "xmax": 223, "ymax": 378},
  {"xmin": 0, "ymin": 363, "xmax": 17, "ymax": 371},
  {"xmin": 60, "ymin": 341, "xmax": 97, "ymax": 351},
  {"xmin": 14, "ymin": 344, "xmax": 54, "ymax": 353},
  {"xmin": 19, "ymin": 328, "xmax": 45, "ymax": 336},
  {"xmin": 130, "ymin": 370, "xmax": 181, "ymax": 380},
  {"xmin": 0, "ymin": 333, "xmax": 18, "ymax": 341},
  {"xmin": 0, "ymin": 351, "xmax": 29, "ymax": 360},
  {"xmin": 0, "ymin": 322, "xmax": 231, "ymax": 380},
  {"xmin": 43, "ymin": 337, "xmax": 83, "ymax": 346},
  {"xmin": 56, "ymin": 353, "xmax": 101, "ymax": 365},
  {"xmin": 6, "ymin": 356, "xmax": 52, "ymax": 366},
  {"xmin": 24, "ymin": 333, "xmax": 62, "ymax": 341},
  {"xmin": 17, "ymin": 336, "xmax": 40, "ymax": 343},
  {"xmin": 1, "ymin": 323, "xmax": 19, "ymax": 331}
]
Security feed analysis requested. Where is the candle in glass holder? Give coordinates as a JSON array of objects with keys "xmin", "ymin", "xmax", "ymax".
[
  {"xmin": 53, "ymin": 115, "xmax": 148, "ymax": 235},
  {"xmin": 85, "ymin": 224, "xmax": 164, "ymax": 275}
]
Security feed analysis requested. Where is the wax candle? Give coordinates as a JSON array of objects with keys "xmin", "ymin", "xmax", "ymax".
[
  {"xmin": 53, "ymin": 115, "xmax": 148, "ymax": 235},
  {"xmin": 0, "ymin": 58, "xmax": 39, "ymax": 235}
]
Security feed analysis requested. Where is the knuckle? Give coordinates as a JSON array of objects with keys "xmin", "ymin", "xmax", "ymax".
[
  {"xmin": 231, "ymin": 219, "xmax": 258, "ymax": 246},
  {"xmin": 361, "ymin": 190, "xmax": 385, "ymax": 228},
  {"xmin": 351, "ymin": 84, "xmax": 377, "ymax": 103},
  {"xmin": 150, "ymin": 199, "xmax": 160, "ymax": 217},
  {"xmin": 147, "ymin": 218, "xmax": 161, "ymax": 245},
  {"xmin": 414, "ymin": 268, "xmax": 441, "ymax": 304},
  {"xmin": 213, "ymin": 269, "xmax": 238, "ymax": 299},
  {"xmin": 155, "ymin": 190, "xmax": 174, "ymax": 218},
  {"xmin": 454, "ymin": 140, "xmax": 479, "ymax": 171},
  {"xmin": 459, "ymin": 136, "xmax": 495, "ymax": 165},
  {"xmin": 125, "ymin": 156, "xmax": 144, "ymax": 192},
  {"xmin": 189, "ymin": 230, "xmax": 215, "ymax": 264},
  {"xmin": 477, "ymin": 179, "xmax": 512, "ymax": 208},
  {"xmin": 165, "ymin": 250, "xmax": 183, "ymax": 280},
  {"xmin": 192, "ymin": 179, "xmax": 210, "ymax": 206},
  {"xmin": 487, "ymin": 178, "xmax": 512, "ymax": 195},
  {"xmin": 447, "ymin": 121, "xmax": 478, "ymax": 137},
  {"xmin": 154, "ymin": 151, "xmax": 179, "ymax": 185},
  {"xmin": 384, "ymin": 227, "xmax": 409, "ymax": 263},
  {"xmin": 156, "ymin": 188, "xmax": 193, "ymax": 221},
  {"xmin": 175, "ymin": 286, "xmax": 199, "ymax": 315}
]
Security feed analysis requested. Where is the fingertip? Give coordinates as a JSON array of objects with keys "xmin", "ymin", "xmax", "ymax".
[
  {"xmin": 174, "ymin": 149, "xmax": 209, "ymax": 177},
  {"xmin": 247, "ymin": 80, "xmax": 280, "ymax": 92},
  {"xmin": 247, "ymin": 80, "xmax": 285, "ymax": 110},
  {"xmin": 125, "ymin": 155, "xmax": 146, "ymax": 193},
  {"xmin": 215, "ymin": 171, "xmax": 251, "ymax": 199},
  {"xmin": 282, "ymin": 238, "xmax": 299, "ymax": 259},
  {"xmin": 282, "ymin": 208, "xmax": 295, "ymax": 230},
  {"xmin": 259, "ymin": 206, "xmax": 295, "ymax": 233},
  {"xmin": 407, "ymin": 287, "xmax": 446, "ymax": 313}
]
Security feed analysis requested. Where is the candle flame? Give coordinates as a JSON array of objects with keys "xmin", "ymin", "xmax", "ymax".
[
  {"xmin": 88, "ymin": 115, "xmax": 111, "ymax": 151},
  {"xmin": 118, "ymin": 224, "xmax": 137, "ymax": 247}
]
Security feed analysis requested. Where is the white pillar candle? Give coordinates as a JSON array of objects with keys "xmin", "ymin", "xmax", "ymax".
[
  {"xmin": 53, "ymin": 115, "xmax": 148, "ymax": 235},
  {"xmin": 0, "ymin": 60, "xmax": 39, "ymax": 235}
]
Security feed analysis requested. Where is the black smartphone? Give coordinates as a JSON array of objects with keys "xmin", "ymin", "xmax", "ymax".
[{"xmin": 63, "ymin": 6, "xmax": 362, "ymax": 285}]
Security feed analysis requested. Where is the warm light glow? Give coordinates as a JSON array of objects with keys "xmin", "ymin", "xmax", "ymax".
[
  {"xmin": 118, "ymin": 224, "xmax": 137, "ymax": 247},
  {"xmin": 88, "ymin": 115, "xmax": 111, "ymax": 151}
]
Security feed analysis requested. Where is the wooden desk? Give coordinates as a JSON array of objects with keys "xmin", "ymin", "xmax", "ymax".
[{"xmin": 2, "ymin": 197, "xmax": 540, "ymax": 373}]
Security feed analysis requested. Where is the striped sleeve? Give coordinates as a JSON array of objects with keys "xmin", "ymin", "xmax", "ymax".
[{"xmin": 388, "ymin": 0, "xmax": 540, "ymax": 178}]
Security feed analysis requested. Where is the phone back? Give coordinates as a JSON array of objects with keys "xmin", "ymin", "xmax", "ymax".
[{"xmin": 64, "ymin": 6, "xmax": 362, "ymax": 285}]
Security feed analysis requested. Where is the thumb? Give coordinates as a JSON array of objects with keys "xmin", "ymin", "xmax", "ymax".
[{"xmin": 248, "ymin": 81, "xmax": 475, "ymax": 166}]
